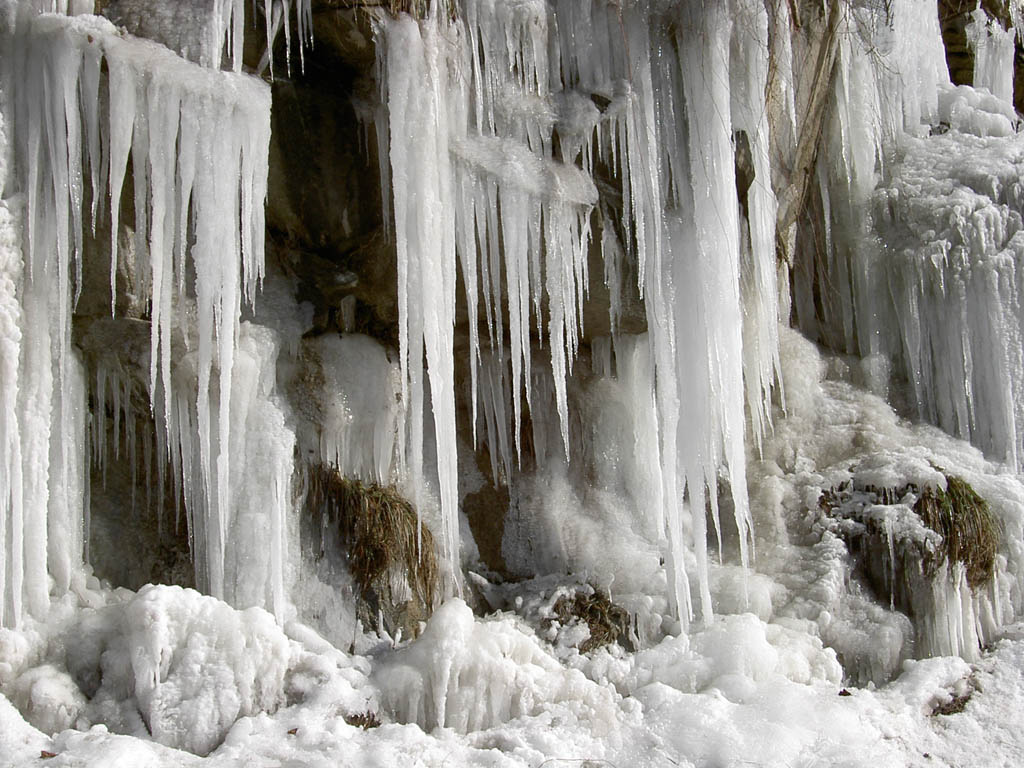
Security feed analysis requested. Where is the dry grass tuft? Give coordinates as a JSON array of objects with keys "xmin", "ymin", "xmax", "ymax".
[
  {"xmin": 307, "ymin": 464, "xmax": 437, "ymax": 609},
  {"xmin": 551, "ymin": 589, "xmax": 629, "ymax": 654},
  {"xmin": 931, "ymin": 691, "xmax": 972, "ymax": 716},
  {"xmin": 914, "ymin": 474, "xmax": 999, "ymax": 589},
  {"xmin": 344, "ymin": 711, "xmax": 382, "ymax": 729}
]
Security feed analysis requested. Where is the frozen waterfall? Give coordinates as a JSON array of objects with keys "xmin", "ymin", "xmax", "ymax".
[
  {"xmin": 0, "ymin": 5, "xmax": 281, "ymax": 624},
  {"xmin": 3, "ymin": 0, "xmax": 1024, "ymax": 764},
  {"xmin": 0, "ymin": 0, "xmax": 1023, "ymax": 713},
  {"xmin": 374, "ymin": 0, "xmax": 781, "ymax": 623}
]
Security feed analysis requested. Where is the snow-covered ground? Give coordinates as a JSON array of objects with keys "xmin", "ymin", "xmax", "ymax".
[
  {"xmin": 2, "ymin": 329, "xmax": 1024, "ymax": 768},
  {"xmin": 3, "ymin": 601, "xmax": 1024, "ymax": 767}
]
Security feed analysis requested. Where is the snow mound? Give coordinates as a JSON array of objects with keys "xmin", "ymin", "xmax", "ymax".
[
  {"xmin": 623, "ymin": 613, "xmax": 842, "ymax": 702},
  {"xmin": 10, "ymin": 663, "xmax": 87, "ymax": 734},
  {"xmin": 759, "ymin": 328, "xmax": 1024, "ymax": 679},
  {"xmin": 373, "ymin": 599, "xmax": 618, "ymax": 733},
  {"xmin": 64, "ymin": 585, "xmax": 290, "ymax": 756}
]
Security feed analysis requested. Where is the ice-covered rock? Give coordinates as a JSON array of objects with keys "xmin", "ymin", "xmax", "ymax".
[
  {"xmin": 10, "ymin": 663, "xmax": 87, "ymax": 734},
  {"xmin": 373, "ymin": 599, "xmax": 618, "ymax": 733},
  {"xmin": 64, "ymin": 585, "xmax": 290, "ymax": 756}
]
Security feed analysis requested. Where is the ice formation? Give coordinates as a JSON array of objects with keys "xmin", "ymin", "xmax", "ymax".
[
  {"xmin": 302, "ymin": 333, "xmax": 403, "ymax": 484},
  {"xmin": 102, "ymin": 0, "xmax": 313, "ymax": 75},
  {"xmin": 759, "ymin": 328, "xmax": 1024, "ymax": 677},
  {"xmin": 63, "ymin": 584, "xmax": 290, "ymax": 755},
  {"xmin": 966, "ymin": 7, "xmax": 1017, "ymax": 105},
  {"xmin": 794, "ymin": 0, "xmax": 1024, "ymax": 471},
  {"xmin": 373, "ymin": 599, "xmax": 616, "ymax": 732},
  {"xmin": 374, "ymin": 0, "xmax": 782, "ymax": 622},
  {"xmin": 0, "ymin": 5, "xmax": 281, "ymax": 624},
  {"xmin": 4, "ymin": 0, "xmax": 1024, "ymax": 763}
]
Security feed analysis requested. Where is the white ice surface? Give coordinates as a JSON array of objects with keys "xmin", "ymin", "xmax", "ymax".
[{"xmin": 1, "ymin": 583, "xmax": 1023, "ymax": 767}]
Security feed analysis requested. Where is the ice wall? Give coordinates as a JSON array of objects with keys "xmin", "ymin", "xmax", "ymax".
[
  {"xmin": 794, "ymin": 0, "xmax": 1024, "ymax": 472},
  {"xmin": 0, "ymin": 5, "xmax": 282, "ymax": 625},
  {"xmin": 374, "ymin": 0, "xmax": 782, "ymax": 623}
]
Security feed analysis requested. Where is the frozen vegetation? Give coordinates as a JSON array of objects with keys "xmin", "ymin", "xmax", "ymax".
[{"xmin": 2, "ymin": 0, "xmax": 1024, "ymax": 766}]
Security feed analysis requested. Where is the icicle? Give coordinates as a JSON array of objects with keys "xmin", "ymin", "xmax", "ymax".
[
  {"xmin": 731, "ymin": 0, "xmax": 782, "ymax": 453},
  {"xmin": 382, "ymin": 13, "xmax": 461, "ymax": 588},
  {"xmin": 0, "ymin": 148, "xmax": 25, "ymax": 629}
]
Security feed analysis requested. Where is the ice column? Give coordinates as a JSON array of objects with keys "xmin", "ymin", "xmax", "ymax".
[
  {"xmin": 0, "ymin": 6, "xmax": 95, "ymax": 626},
  {"xmin": 381, "ymin": 14, "xmax": 461, "ymax": 587}
]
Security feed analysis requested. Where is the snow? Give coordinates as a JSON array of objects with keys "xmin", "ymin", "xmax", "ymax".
[
  {"xmin": 373, "ymin": 599, "xmax": 618, "ymax": 733},
  {"xmin": 3, "ymin": 580, "xmax": 1024, "ymax": 767},
  {"xmin": 60, "ymin": 584, "xmax": 290, "ymax": 755}
]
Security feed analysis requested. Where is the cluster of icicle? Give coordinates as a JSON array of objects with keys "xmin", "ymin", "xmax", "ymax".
[
  {"xmin": 966, "ymin": 6, "xmax": 1018, "ymax": 104},
  {"xmin": 374, "ymin": 0, "xmax": 785, "ymax": 623},
  {"xmin": 792, "ymin": 0, "xmax": 950, "ymax": 348},
  {"xmin": 0, "ymin": 3, "xmax": 282, "ymax": 626},
  {"xmin": 207, "ymin": 0, "xmax": 315, "ymax": 75},
  {"xmin": 794, "ymin": 0, "xmax": 1024, "ymax": 470},
  {"xmin": 13, "ymin": 0, "xmax": 313, "ymax": 73}
]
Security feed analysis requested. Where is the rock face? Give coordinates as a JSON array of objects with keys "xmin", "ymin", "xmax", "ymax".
[{"xmin": 265, "ymin": 10, "xmax": 393, "ymax": 338}]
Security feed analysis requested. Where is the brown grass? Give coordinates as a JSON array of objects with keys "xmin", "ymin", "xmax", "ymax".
[
  {"xmin": 307, "ymin": 464, "xmax": 437, "ymax": 608},
  {"xmin": 914, "ymin": 475, "xmax": 999, "ymax": 589},
  {"xmin": 550, "ymin": 589, "xmax": 629, "ymax": 654},
  {"xmin": 819, "ymin": 472, "xmax": 999, "ymax": 591},
  {"xmin": 344, "ymin": 711, "xmax": 382, "ymax": 729}
]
